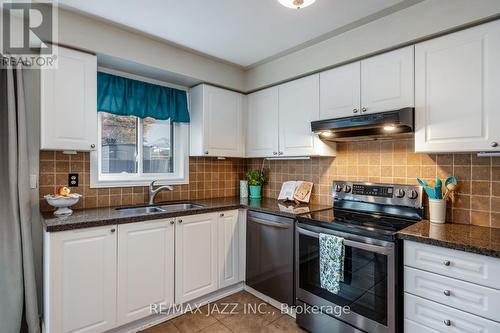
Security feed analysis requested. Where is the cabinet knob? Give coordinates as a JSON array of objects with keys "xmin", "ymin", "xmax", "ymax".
[
  {"xmin": 273, "ymin": 152, "xmax": 278, "ymax": 155},
  {"xmin": 361, "ymin": 107, "xmax": 367, "ymax": 113},
  {"xmin": 353, "ymin": 109, "xmax": 358, "ymax": 114},
  {"xmin": 110, "ymin": 228, "xmax": 116, "ymax": 233},
  {"xmin": 220, "ymin": 213, "xmax": 225, "ymax": 217},
  {"xmin": 170, "ymin": 220, "xmax": 175, "ymax": 225},
  {"xmin": 491, "ymin": 142, "xmax": 498, "ymax": 147},
  {"xmin": 443, "ymin": 319, "xmax": 451, "ymax": 326},
  {"xmin": 443, "ymin": 290, "xmax": 451, "ymax": 296},
  {"xmin": 278, "ymin": 152, "xmax": 283, "ymax": 155},
  {"xmin": 90, "ymin": 144, "xmax": 96, "ymax": 149},
  {"xmin": 443, "ymin": 260, "xmax": 451, "ymax": 266},
  {"xmin": 204, "ymin": 151, "xmax": 209, "ymax": 155},
  {"xmin": 178, "ymin": 219, "xmax": 183, "ymax": 223}
]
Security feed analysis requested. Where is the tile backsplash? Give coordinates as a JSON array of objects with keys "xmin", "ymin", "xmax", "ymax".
[
  {"xmin": 39, "ymin": 151, "xmax": 245, "ymax": 212},
  {"xmin": 40, "ymin": 138, "xmax": 500, "ymax": 228},
  {"xmin": 248, "ymin": 139, "xmax": 500, "ymax": 228}
]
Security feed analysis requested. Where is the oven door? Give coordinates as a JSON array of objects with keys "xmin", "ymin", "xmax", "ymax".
[{"xmin": 296, "ymin": 224, "xmax": 395, "ymax": 333}]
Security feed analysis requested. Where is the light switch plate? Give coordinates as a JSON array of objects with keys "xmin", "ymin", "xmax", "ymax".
[{"xmin": 30, "ymin": 174, "xmax": 38, "ymax": 189}]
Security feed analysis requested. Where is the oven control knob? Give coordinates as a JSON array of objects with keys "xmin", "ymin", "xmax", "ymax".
[
  {"xmin": 344, "ymin": 185, "xmax": 352, "ymax": 193},
  {"xmin": 408, "ymin": 190, "xmax": 418, "ymax": 199},
  {"xmin": 335, "ymin": 185, "xmax": 343, "ymax": 192},
  {"xmin": 395, "ymin": 188, "xmax": 405, "ymax": 198}
]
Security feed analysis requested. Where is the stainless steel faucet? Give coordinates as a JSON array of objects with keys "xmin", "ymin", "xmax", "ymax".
[{"xmin": 148, "ymin": 180, "xmax": 173, "ymax": 205}]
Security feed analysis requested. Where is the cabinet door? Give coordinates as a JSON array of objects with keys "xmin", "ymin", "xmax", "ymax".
[
  {"xmin": 415, "ymin": 21, "xmax": 500, "ymax": 153},
  {"xmin": 175, "ymin": 213, "xmax": 218, "ymax": 303},
  {"xmin": 46, "ymin": 226, "xmax": 117, "ymax": 333},
  {"xmin": 246, "ymin": 87, "xmax": 280, "ymax": 157},
  {"xmin": 205, "ymin": 86, "xmax": 244, "ymax": 157},
  {"xmin": 320, "ymin": 62, "xmax": 361, "ymax": 119},
  {"xmin": 218, "ymin": 210, "xmax": 240, "ymax": 288},
  {"xmin": 361, "ymin": 46, "xmax": 414, "ymax": 113},
  {"xmin": 278, "ymin": 74, "xmax": 320, "ymax": 156},
  {"xmin": 117, "ymin": 219, "xmax": 174, "ymax": 325},
  {"xmin": 41, "ymin": 46, "xmax": 97, "ymax": 151}
]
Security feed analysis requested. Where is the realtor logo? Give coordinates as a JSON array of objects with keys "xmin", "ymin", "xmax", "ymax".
[{"xmin": 1, "ymin": 0, "xmax": 58, "ymax": 68}]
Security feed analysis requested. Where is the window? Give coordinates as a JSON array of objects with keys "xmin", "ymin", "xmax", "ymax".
[{"xmin": 90, "ymin": 112, "xmax": 189, "ymax": 187}]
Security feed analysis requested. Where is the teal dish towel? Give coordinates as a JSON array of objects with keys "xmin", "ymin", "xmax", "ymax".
[{"xmin": 319, "ymin": 233, "xmax": 345, "ymax": 294}]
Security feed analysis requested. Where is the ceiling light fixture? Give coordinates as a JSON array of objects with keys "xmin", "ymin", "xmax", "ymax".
[{"xmin": 278, "ymin": 0, "xmax": 316, "ymax": 9}]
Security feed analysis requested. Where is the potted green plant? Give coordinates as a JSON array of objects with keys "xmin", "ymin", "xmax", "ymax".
[{"xmin": 245, "ymin": 169, "xmax": 267, "ymax": 199}]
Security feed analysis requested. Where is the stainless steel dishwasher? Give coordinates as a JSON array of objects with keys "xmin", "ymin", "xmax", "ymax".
[{"xmin": 246, "ymin": 211, "xmax": 294, "ymax": 306}]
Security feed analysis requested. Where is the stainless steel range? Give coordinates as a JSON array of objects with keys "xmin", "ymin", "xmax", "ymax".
[{"xmin": 295, "ymin": 181, "xmax": 423, "ymax": 333}]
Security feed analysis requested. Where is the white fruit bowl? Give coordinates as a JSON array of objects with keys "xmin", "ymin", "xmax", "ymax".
[{"xmin": 44, "ymin": 194, "xmax": 82, "ymax": 216}]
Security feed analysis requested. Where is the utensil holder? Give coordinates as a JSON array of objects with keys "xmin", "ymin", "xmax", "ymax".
[{"xmin": 429, "ymin": 198, "xmax": 447, "ymax": 224}]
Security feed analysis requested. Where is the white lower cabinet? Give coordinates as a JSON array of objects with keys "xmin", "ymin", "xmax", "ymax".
[
  {"xmin": 117, "ymin": 219, "xmax": 175, "ymax": 326},
  {"xmin": 175, "ymin": 213, "xmax": 219, "ymax": 303},
  {"xmin": 45, "ymin": 210, "xmax": 243, "ymax": 333},
  {"xmin": 405, "ymin": 293, "xmax": 500, "ymax": 333},
  {"xmin": 218, "ymin": 210, "xmax": 240, "ymax": 288},
  {"xmin": 404, "ymin": 240, "xmax": 500, "ymax": 332},
  {"xmin": 44, "ymin": 225, "xmax": 117, "ymax": 333},
  {"xmin": 175, "ymin": 210, "xmax": 241, "ymax": 304}
]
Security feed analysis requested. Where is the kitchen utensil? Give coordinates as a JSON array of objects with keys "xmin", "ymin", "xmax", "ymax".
[
  {"xmin": 442, "ymin": 176, "xmax": 458, "ymax": 200},
  {"xmin": 434, "ymin": 178, "xmax": 442, "ymax": 199},
  {"xmin": 417, "ymin": 178, "xmax": 435, "ymax": 199},
  {"xmin": 443, "ymin": 182, "xmax": 458, "ymax": 201}
]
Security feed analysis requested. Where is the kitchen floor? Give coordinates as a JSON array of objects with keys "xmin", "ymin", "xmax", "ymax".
[{"xmin": 140, "ymin": 291, "xmax": 306, "ymax": 333}]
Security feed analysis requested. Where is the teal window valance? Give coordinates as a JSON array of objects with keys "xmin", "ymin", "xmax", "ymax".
[{"xmin": 97, "ymin": 72, "xmax": 190, "ymax": 123}]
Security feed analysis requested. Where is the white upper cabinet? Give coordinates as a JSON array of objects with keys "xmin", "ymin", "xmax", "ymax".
[
  {"xmin": 360, "ymin": 46, "xmax": 414, "ymax": 113},
  {"xmin": 415, "ymin": 20, "xmax": 500, "ymax": 153},
  {"xmin": 320, "ymin": 62, "xmax": 361, "ymax": 119},
  {"xmin": 189, "ymin": 84, "xmax": 245, "ymax": 157},
  {"xmin": 45, "ymin": 225, "xmax": 117, "ymax": 333},
  {"xmin": 117, "ymin": 219, "xmax": 174, "ymax": 326},
  {"xmin": 175, "ymin": 213, "xmax": 219, "ymax": 304},
  {"xmin": 218, "ymin": 210, "xmax": 240, "ymax": 289},
  {"xmin": 41, "ymin": 46, "xmax": 97, "ymax": 151},
  {"xmin": 279, "ymin": 74, "xmax": 335, "ymax": 157},
  {"xmin": 318, "ymin": 46, "xmax": 414, "ymax": 120},
  {"xmin": 246, "ymin": 87, "xmax": 280, "ymax": 157}
]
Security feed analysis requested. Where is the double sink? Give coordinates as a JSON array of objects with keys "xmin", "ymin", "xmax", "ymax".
[{"xmin": 116, "ymin": 203, "xmax": 204, "ymax": 215}]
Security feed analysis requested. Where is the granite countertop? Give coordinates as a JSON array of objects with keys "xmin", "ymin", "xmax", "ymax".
[
  {"xmin": 42, "ymin": 197, "xmax": 331, "ymax": 232},
  {"xmin": 397, "ymin": 220, "xmax": 500, "ymax": 258}
]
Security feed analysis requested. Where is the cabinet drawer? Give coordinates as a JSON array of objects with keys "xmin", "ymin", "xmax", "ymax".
[
  {"xmin": 404, "ymin": 240, "xmax": 500, "ymax": 289},
  {"xmin": 405, "ymin": 293, "xmax": 500, "ymax": 333},
  {"xmin": 405, "ymin": 267, "xmax": 500, "ymax": 322},
  {"xmin": 405, "ymin": 319, "xmax": 440, "ymax": 333}
]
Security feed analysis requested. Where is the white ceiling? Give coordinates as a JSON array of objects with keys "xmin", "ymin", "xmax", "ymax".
[{"xmin": 59, "ymin": 0, "xmax": 420, "ymax": 68}]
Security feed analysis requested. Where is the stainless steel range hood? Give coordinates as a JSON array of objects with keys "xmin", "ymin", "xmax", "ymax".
[{"xmin": 311, "ymin": 107, "xmax": 414, "ymax": 142}]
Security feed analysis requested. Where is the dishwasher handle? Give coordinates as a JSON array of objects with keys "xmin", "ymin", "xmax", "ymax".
[{"xmin": 248, "ymin": 216, "xmax": 292, "ymax": 229}]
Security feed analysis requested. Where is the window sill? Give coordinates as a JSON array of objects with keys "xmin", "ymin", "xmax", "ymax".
[{"xmin": 89, "ymin": 177, "xmax": 189, "ymax": 188}]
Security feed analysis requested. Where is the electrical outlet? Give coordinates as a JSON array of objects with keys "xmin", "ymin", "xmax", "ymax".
[{"xmin": 68, "ymin": 173, "xmax": 79, "ymax": 187}]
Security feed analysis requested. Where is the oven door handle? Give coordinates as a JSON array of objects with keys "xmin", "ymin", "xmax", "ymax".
[
  {"xmin": 249, "ymin": 217, "xmax": 291, "ymax": 229},
  {"xmin": 296, "ymin": 226, "xmax": 392, "ymax": 254}
]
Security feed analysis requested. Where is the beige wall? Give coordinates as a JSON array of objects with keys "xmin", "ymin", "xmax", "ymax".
[
  {"xmin": 245, "ymin": 0, "xmax": 500, "ymax": 91},
  {"xmin": 57, "ymin": 9, "xmax": 246, "ymax": 91}
]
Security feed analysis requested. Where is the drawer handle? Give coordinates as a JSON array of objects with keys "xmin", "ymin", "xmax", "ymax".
[
  {"xmin": 443, "ymin": 290, "xmax": 451, "ymax": 296},
  {"xmin": 443, "ymin": 319, "xmax": 451, "ymax": 326},
  {"xmin": 443, "ymin": 260, "xmax": 451, "ymax": 266}
]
